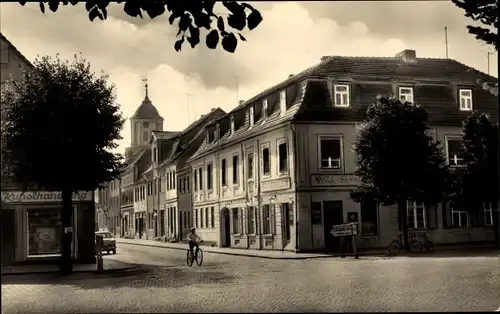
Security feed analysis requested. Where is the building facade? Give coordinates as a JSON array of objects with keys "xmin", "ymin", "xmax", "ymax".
[
  {"xmin": 151, "ymin": 109, "xmax": 226, "ymax": 243},
  {"xmin": 1, "ymin": 33, "xmax": 95, "ymax": 264},
  {"xmin": 188, "ymin": 49, "xmax": 498, "ymax": 252}
]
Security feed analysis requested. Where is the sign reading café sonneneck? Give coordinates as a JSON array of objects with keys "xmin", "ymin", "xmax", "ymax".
[
  {"xmin": 1, "ymin": 191, "xmax": 92, "ymax": 203},
  {"xmin": 311, "ymin": 174, "xmax": 361, "ymax": 187}
]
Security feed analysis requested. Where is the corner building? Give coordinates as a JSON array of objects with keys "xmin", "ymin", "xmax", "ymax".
[{"xmin": 188, "ymin": 49, "xmax": 498, "ymax": 253}]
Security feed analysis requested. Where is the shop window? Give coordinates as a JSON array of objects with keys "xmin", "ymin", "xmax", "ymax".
[{"xmin": 28, "ymin": 210, "xmax": 62, "ymax": 256}]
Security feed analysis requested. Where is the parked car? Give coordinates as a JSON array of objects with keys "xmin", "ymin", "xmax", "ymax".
[{"xmin": 95, "ymin": 231, "xmax": 116, "ymax": 255}]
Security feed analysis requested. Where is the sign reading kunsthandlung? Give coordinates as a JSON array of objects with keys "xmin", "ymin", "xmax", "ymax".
[{"xmin": 1, "ymin": 191, "xmax": 92, "ymax": 203}]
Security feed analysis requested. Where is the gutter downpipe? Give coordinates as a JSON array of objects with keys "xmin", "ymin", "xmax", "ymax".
[
  {"xmin": 241, "ymin": 142, "xmax": 251, "ymax": 249},
  {"xmin": 290, "ymin": 123, "xmax": 299, "ymax": 253},
  {"xmin": 256, "ymin": 138, "xmax": 262, "ymax": 250}
]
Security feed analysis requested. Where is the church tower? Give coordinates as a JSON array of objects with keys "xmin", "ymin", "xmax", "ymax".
[{"xmin": 125, "ymin": 79, "xmax": 164, "ymax": 158}]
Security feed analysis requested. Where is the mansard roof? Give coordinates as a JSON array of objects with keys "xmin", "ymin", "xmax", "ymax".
[{"xmin": 188, "ymin": 51, "xmax": 498, "ymax": 162}]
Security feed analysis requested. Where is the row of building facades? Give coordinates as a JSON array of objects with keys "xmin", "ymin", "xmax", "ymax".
[{"xmin": 96, "ymin": 49, "xmax": 498, "ymax": 253}]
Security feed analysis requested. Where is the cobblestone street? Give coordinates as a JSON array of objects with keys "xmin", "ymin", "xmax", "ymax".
[{"xmin": 2, "ymin": 244, "xmax": 499, "ymax": 313}]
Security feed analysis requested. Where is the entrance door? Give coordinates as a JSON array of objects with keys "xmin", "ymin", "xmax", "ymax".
[
  {"xmin": 281, "ymin": 203, "xmax": 292, "ymax": 248},
  {"xmin": 323, "ymin": 201, "xmax": 344, "ymax": 253},
  {"xmin": 1, "ymin": 208, "xmax": 16, "ymax": 265},
  {"xmin": 221, "ymin": 209, "xmax": 231, "ymax": 247}
]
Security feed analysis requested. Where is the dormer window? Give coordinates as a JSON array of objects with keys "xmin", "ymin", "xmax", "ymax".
[
  {"xmin": 334, "ymin": 85, "xmax": 350, "ymax": 107},
  {"xmin": 459, "ymin": 89, "xmax": 473, "ymax": 111},
  {"xmin": 262, "ymin": 99, "xmax": 268, "ymax": 119},
  {"xmin": 399, "ymin": 87, "xmax": 414, "ymax": 103},
  {"xmin": 249, "ymin": 106, "xmax": 254, "ymax": 128},
  {"xmin": 207, "ymin": 129, "xmax": 215, "ymax": 143},
  {"xmin": 216, "ymin": 123, "xmax": 220, "ymax": 140},
  {"xmin": 230, "ymin": 115, "xmax": 235, "ymax": 135},
  {"xmin": 279, "ymin": 90, "xmax": 287, "ymax": 114}
]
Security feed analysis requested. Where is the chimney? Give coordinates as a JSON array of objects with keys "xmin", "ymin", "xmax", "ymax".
[
  {"xmin": 239, "ymin": 100, "xmax": 245, "ymax": 106},
  {"xmin": 395, "ymin": 49, "xmax": 417, "ymax": 63},
  {"xmin": 320, "ymin": 56, "xmax": 330, "ymax": 62},
  {"xmin": 200, "ymin": 114, "xmax": 205, "ymax": 119},
  {"xmin": 288, "ymin": 74, "xmax": 294, "ymax": 79}
]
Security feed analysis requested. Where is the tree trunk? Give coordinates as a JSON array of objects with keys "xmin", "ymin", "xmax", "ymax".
[
  {"xmin": 59, "ymin": 188, "xmax": 74, "ymax": 275},
  {"xmin": 399, "ymin": 200, "xmax": 409, "ymax": 252}
]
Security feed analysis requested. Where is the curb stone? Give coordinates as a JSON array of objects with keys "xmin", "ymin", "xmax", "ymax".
[
  {"xmin": 117, "ymin": 240, "xmax": 372, "ymax": 260},
  {"xmin": 1, "ymin": 266, "xmax": 138, "ymax": 276}
]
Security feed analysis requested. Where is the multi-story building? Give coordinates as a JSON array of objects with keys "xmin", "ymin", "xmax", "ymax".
[
  {"xmin": 151, "ymin": 108, "xmax": 226, "ymax": 242},
  {"xmin": 1, "ymin": 33, "xmax": 95, "ymax": 264},
  {"xmin": 188, "ymin": 49, "xmax": 498, "ymax": 253},
  {"xmin": 95, "ymin": 179, "xmax": 121, "ymax": 235}
]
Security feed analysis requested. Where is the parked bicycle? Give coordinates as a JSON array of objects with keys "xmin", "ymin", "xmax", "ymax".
[
  {"xmin": 186, "ymin": 246, "xmax": 204, "ymax": 267},
  {"xmin": 388, "ymin": 233, "xmax": 423, "ymax": 255},
  {"xmin": 417, "ymin": 233, "xmax": 434, "ymax": 253}
]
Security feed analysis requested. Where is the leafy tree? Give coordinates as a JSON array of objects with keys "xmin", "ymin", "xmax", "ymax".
[
  {"xmin": 2, "ymin": 54, "xmax": 124, "ymax": 274},
  {"xmin": 351, "ymin": 96, "xmax": 450, "ymax": 251},
  {"xmin": 452, "ymin": 0, "xmax": 498, "ymax": 50},
  {"xmin": 459, "ymin": 112, "xmax": 499, "ymax": 248},
  {"xmin": 20, "ymin": 1, "xmax": 263, "ymax": 53}
]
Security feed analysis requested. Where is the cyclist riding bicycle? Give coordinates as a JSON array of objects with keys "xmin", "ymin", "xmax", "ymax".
[{"xmin": 187, "ymin": 227, "xmax": 202, "ymax": 257}]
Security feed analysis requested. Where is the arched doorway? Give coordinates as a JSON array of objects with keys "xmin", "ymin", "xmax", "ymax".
[{"xmin": 220, "ymin": 207, "xmax": 231, "ymax": 247}]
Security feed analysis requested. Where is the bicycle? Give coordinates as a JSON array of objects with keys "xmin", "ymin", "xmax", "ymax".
[
  {"xmin": 418, "ymin": 233, "xmax": 434, "ymax": 253},
  {"xmin": 388, "ymin": 233, "xmax": 423, "ymax": 255},
  {"xmin": 186, "ymin": 242, "xmax": 204, "ymax": 267}
]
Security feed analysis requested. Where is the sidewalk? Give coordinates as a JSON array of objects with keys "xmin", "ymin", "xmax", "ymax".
[
  {"xmin": 2, "ymin": 259, "xmax": 136, "ymax": 276},
  {"xmin": 116, "ymin": 238, "xmax": 360, "ymax": 260},
  {"xmin": 116, "ymin": 238, "xmax": 498, "ymax": 260}
]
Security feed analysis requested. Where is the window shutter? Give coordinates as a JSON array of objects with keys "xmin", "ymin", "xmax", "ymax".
[
  {"xmin": 427, "ymin": 205, "xmax": 437, "ymax": 229},
  {"xmin": 442, "ymin": 202, "xmax": 452, "ymax": 228},
  {"xmin": 473, "ymin": 207, "xmax": 485, "ymax": 227}
]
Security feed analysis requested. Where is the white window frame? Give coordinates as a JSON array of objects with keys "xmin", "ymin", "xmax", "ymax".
[
  {"xmin": 262, "ymin": 99, "xmax": 268, "ymax": 119},
  {"xmin": 445, "ymin": 136, "xmax": 465, "ymax": 167},
  {"xmin": 249, "ymin": 106, "xmax": 254, "ymax": 128},
  {"xmin": 406, "ymin": 201, "xmax": 426, "ymax": 229},
  {"xmin": 232, "ymin": 153, "xmax": 239, "ymax": 186},
  {"xmin": 277, "ymin": 138, "xmax": 289, "ymax": 175},
  {"xmin": 399, "ymin": 87, "xmax": 414, "ymax": 103},
  {"xmin": 483, "ymin": 202, "xmax": 495, "ymax": 226},
  {"xmin": 229, "ymin": 114, "xmax": 235, "ymax": 136},
  {"xmin": 459, "ymin": 89, "xmax": 473, "ymax": 111},
  {"xmin": 279, "ymin": 89, "xmax": 287, "ymax": 114},
  {"xmin": 206, "ymin": 163, "xmax": 213, "ymax": 192},
  {"xmin": 318, "ymin": 135, "xmax": 343, "ymax": 171},
  {"xmin": 333, "ymin": 84, "xmax": 350, "ymax": 107},
  {"xmin": 451, "ymin": 203, "xmax": 469, "ymax": 228},
  {"xmin": 261, "ymin": 143, "xmax": 271, "ymax": 177}
]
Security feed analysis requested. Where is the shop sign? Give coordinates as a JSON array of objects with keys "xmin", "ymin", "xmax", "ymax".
[
  {"xmin": 311, "ymin": 174, "xmax": 361, "ymax": 187},
  {"xmin": 330, "ymin": 223, "xmax": 358, "ymax": 237},
  {"xmin": 1, "ymin": 191, "xmax": 92, "ymax": 203}
]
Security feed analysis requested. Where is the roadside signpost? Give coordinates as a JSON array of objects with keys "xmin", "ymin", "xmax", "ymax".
[{"xmin": 330, "ymin": 223, "xmax": 359, "ymax": 259}]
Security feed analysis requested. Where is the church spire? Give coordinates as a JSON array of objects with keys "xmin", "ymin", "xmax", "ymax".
[{"xmin": 142, "ymin": 77, "xmax": 149, "ymax": 98}]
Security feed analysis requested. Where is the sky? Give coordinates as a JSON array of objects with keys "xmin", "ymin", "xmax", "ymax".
[{"xmin": 0, "ymin": 1, "xmax": 497, "ymax": 154}]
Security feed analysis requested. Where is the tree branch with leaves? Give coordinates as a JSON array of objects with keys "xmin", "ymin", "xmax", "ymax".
[
  {"xmin": 21, "ymin": 1, "xmax": 263, "ymax": 53},
  {"xmin": 452, "ymin": 0, "xmax": 498, "ymax": 50}
]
